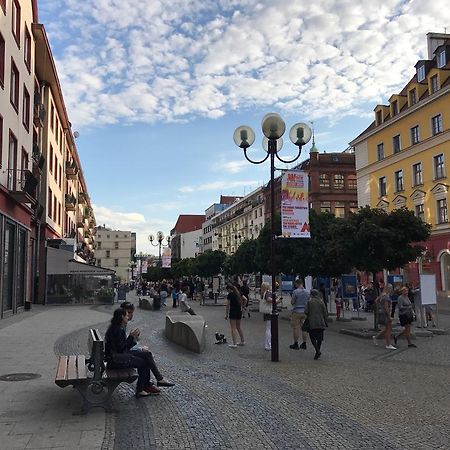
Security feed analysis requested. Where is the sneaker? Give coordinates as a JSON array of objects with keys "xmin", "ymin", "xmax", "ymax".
[
  {"xmin": 299, "ymin": 342, "xmax": 307, "ymax": 350},
  {"xmin": 408, "ymin": 343, "xmax": 417, "ymax": 348},
  {"xmin": 136, "ymin": 391, "xmax": 151, "ymax": 398},
  {"xmin": 265, "ymin": 347, "xmax": 271, "ymax": 351},
  {"xmin": 143, "ymin": 385, "xmax": 161, "ymax": 395},
  {"xmin": 385, "ymin": 345, "xmax": 397, "ymax": 350},
  {"xmin": 228, "ymin": 344, "xmax": 237, "ymax": 348},
  {"xmin": 157, "ymin": 380, "xmax": 175, "ymax": 387},
  {"xmin": 372, "ymin": 336, "xmax": 378, "ymax": 346},
  {"xmin": 314, "ymin": 352, "xmax": 321, "ymax": 360},
  {"xmin": 237, "ymin": 342, "xmax": 245, "ymax": 346},
  {"xmin": 289, "ymin": 343, "xmax": 299, "ymax": 350}
]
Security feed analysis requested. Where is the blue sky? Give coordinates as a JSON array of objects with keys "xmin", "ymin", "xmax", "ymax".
[{"xmin": 38, "ymin": 0, "xmax": 450, "ymax": 254}]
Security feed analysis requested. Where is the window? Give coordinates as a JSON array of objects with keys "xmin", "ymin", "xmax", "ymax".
[
  {"xmin": 22, "ymin": 85, "xmax": 30, "ymax": 130},
  {"xmin": 437, "ymin": 199, "xmax": 448, "ymax": 224},
  {"xmin": 412, "ymin": 163, "xmax": 423, "ymax": 186},
  {"xmin": 50, "ymin": 103, "xmax": 54, "ymax": 131},
  {"xmin": 394, "ymin": 170, "xmax": 404, "ymax": 192},
  {"xmin": 21, "ymin": 147, "xmax": 28, "ymax": 171},
  {"xmin": 0, "ymin": 115, "xmax": 3, "ymax": 168},
  {"xmin": 24, "ymin": 27, "xmax": 31, "ymax": 71},
  {"xmin": 333, "ymin": 174, "xmax": 344, "ymax": 189},
  {"xmin": 392, "ymin": 100, "xmax": 398, "ymax": 116},
  {"xmin": 415, "ymin": 204, "xmax": 425, "ymax": 222},
  {"xmin": 97, "ymin": 259, "xmax": 101, "ymax": 266},
  {"xmin": 334, "ymin": 202, "xmax": 345, "ymax": 218},
  {"xmin": 49, "ymin": 145, "xmax": 53, "ymax": 173},
  {"xmin": 434, "ymin": 153, "xmax": 445, "ymax": 179},
  {"xmin": 97, "ymin": 242, "xmax": 101, "ymax": 249},
  {"xmin": 320, "ymin": 201, "xmax": 331, "ymax": 213},
  {"xmin": 58, "ymin": 202, "xmax": 61, "ymax": 226},
  {"xmin": 379, "ymin": 176, "xmax": 387, "ymax": 197},
  {"xmin": 11, "ymin": 0, "xmax": 21, "ymax": 46},
  {"xmin": 347, "ymin": 175, "xmax": 357, "ymax": 190},
  {"xmin": 393, "ymin": 135, "xmax": 401, "ymax": 153},
  {"xmin": 0, "ymin": 0, "xmax": 5, "ymax": 14},
  {"xmin": 409, "ymin": 89, "xmax": 417, "ymax": 106},
  {"xmin": 410, "ymin": 125, "xmax": 420, "ymax": 145},
  {"xmin": 115, "ymin": 242, "xmax": 119, "ymax": 249},
  {"xmin": 376, "ymin": 110, "xmax": 382, "ymax": 125},
  {"xmin": 437, "ymin": 50, "xmax": 446, "ymax": 68},
  {"xmin": 10, "ymin": 59, "xmax": 19, "ymax": 111},
  {"xmin": 7, "ymin": 132, "xmax": 18, "ymax": 190},
  {"xmin": 377, "ymin": 143, "xmax": 384, "ymax": 160},
  {"xmin": 53, "ymin": 195, "xmax": 57, "ymax": 220},
  {"xmin": 0, "ymin": 33, "xmax": 5, "ymax": 88},
  {"xmin": 48, "ymin": 188, "xmax": 52, "ymax": 218},
  {"xmin": 107, "ymin": 234, "xmax": 110, "ymax": 238},
  {"xmin": 417, "ymin": 64, "xmax": 425, "ymax": 82},
  {"xmin": 114, "ymin": 259, "xmax": 119, "ymax": 267},
  {"xmin": 430, "ymin": 75, "xmax": 439, "ymax": 94},
  {"xmin": 319, "ymin": 174, "xmax": 330, "ymax": 188},
  {"xmin": 349, "ymin": 203, "xmax": 358, "ymax": 214},
  {"xmin": 106, "ymin": 250, "xmax": 110, "ymax": 258},
  {"xmin": 431, "ymin": 114, "xmax": 442, "ymax": 135}
]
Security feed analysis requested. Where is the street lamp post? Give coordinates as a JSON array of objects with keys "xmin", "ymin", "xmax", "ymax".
[
  {"xmin": 233, "ymin": 113, "xmax": 312, "ymax": 362},
  {"xmin": 149, "ymin": 231, "xmax": 171, "ymax": 267}
]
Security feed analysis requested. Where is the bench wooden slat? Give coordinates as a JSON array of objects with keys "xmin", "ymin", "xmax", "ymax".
[
  {"xmin": 67, "ymin": 355, "xmax": 78, "ymax": 381},
  {"xmin": 77, "ymin": 355, "xmax": 87, "ymax": 380},
  {"xmin": 55, "ymin": 356, "xmax": 68, "ymax": 382}
]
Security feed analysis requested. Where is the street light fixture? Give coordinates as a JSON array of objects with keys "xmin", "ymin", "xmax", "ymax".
[
  {"xmin": 233, "ymin": 113, "xmax": 311, "ymax": 362},
  {"xmin": 148, "ymin": 231, "xmax": 171, "ymax": 267}
]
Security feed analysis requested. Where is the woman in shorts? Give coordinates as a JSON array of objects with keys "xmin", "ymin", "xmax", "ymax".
[
  {"xmin": 394, "ymin": 287, "xmax": 416, "ymax": 348},
  {"xmin": 373, "ymin": 284, "xmax": 396, "ymax": 350},
  {"xmin": 225, "ymin": 284, "xmax": 245, "ymax": 348}
]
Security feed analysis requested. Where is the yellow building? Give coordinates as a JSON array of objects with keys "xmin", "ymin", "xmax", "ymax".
[{"xmin": 351, "ymin": 32, "xmax": 450, "ymax": 294}]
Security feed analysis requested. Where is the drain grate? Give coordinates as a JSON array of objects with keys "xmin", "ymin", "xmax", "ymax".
[{"xmin": 0, "ymin": 373, "xmax": 41, "ymax": 382}]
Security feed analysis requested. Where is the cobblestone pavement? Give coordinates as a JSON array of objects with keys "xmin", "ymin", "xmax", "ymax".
[{"xmin": 55, "ymin": 294, "xmax": 450, "ymax": 450}]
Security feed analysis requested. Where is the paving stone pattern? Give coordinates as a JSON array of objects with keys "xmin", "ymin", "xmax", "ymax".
[{"xmin": 54, "ymin": 298, "xmax": 450, "ymax": 449}]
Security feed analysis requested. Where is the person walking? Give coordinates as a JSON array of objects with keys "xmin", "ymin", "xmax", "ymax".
[
  {"xmin": 394, "ymin": 287, "xmax": 417, "ymax": 348},
  {"xmin": 225, "ymin": 284, "xmax": 245, "ymax": 348},
  {"xmin": 304, "ymin": 289, "xmax": 328, "ymax": 360},
  {"xmin": 373, "ymin": 284, "xmax": 396, "ymax": 350},
  {"xmin": 289, "ymin": 279, "xmax": 309, "ymax": 350}
]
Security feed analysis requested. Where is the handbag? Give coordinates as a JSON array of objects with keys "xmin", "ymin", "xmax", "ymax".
[
  {"xmin": 301, "ymin": 318, "xmax": 310, "ymax": 332},
  {"xmin": 259, "ymin": 292, "xmax": 273, "ymax": 314}
]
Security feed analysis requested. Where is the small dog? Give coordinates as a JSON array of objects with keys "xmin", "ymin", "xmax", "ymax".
[{"xmin": 215, "ymin": 332, "xmax": 227, "ymax": 344}]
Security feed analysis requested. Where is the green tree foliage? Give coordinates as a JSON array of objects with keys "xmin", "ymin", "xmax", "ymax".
[
  {"xmin": 171, "ymin": 258, "xmax": 197, "ymax": 279},
  {"xmin": 341, "ymin": 206, "xmax": 431, "ymax": 274},
  {"xmin": 195, "ymin": 250, "xmax": 226, "ymax": 277},
  {"xmin": 232, "ymin": 239, "xmax": 259, "ymax": 275}
]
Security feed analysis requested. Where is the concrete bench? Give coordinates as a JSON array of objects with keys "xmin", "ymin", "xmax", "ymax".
[{"xmin": 165, "ymin": 311, "xmax": 206, "ymax": 353}]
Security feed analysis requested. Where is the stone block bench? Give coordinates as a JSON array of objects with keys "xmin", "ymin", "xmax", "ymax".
[{"xmin": 165, "ymin": 311, "xmax": 206, "ymax": 353}]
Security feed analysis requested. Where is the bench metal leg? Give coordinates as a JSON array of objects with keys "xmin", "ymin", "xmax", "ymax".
[{"xmin": 72, "ymin": 380, "xmax": 121, "ymax": 415}]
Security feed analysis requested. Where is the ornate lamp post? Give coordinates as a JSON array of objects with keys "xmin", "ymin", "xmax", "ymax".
[
  {"xmin": 149, "ymin": 231, "xmax": 171, "ymax": 267},
  {"xmin": 233, "ymin": 113, "xmax": 311, "ymax": 362}
]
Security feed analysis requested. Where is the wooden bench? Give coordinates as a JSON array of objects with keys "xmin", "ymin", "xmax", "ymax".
[{"xmin": 55, "ymin": 328, "xmax": 137, "ymax": 415}]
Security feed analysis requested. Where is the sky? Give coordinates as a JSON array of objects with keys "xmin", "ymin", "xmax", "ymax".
[{"xmin": 38, "ymin": 0, "xmax": 450, "ymax": 255}]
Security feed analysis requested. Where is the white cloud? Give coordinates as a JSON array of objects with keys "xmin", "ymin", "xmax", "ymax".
[
  {"xmin": 44, "ymin": 0, "xmax": 450, "ymax": 127},
  {"xmin": 93, "ymin": 204, "xmax": 174, "ymax": 255},
  {"xmin": 178, "ymin": 180, "xmax": 260, "ymax": 193}
]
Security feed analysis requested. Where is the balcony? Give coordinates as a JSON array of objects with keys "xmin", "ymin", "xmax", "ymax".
[
  {"xmin": 84, "ymin": 206, "xmax": 92, "ymax": 220},
  {"xmin": 65, "ymin": 161, "xmax": 78, "ymax": 179},
  {"xmin": 65, "ymin": 194, "xmax": 77, "ymax": 211},
  {"xmin": 32, "ymin": 144, "xmax": 45, "ymax": 175},
  {"xmin": 6, "ymin": 169, "xmax": 38, "ymax": 204},
  {"xmin": 78, "ymin": 192, "xmax": 87, "ymax": 204},
  {"xmin": 33, "ymin": 103, "xmax": 46, "ymax": 128}
]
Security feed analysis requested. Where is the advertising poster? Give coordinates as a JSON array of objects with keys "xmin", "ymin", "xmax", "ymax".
[
  {"xmin": 141, "ymin": 260, "xmax": 148, "ymax": 274},
  {"xmin": 281, "ymin": 170, "xmax": 310, "ymax": 238},
  {"xmin": 341, "ymin": 275, "xmax": 357, "ymax": 299},
  {"xmin": 162, "ymin": 247, "xmax": 172, "ymax": 268}
]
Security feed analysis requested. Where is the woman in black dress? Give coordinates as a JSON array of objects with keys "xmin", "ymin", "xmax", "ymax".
[
  {"xmin": 105, "ymin": 308, "xmax": 174, "ymax": 397},
  {"xmin": 225, "ymin": 284, "xmax": 245, "ymax": 348}
]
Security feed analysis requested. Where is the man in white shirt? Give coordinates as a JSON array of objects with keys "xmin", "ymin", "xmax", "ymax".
[{"xmin": 179, "ymin": 286, "xmax": 196, "ymax": 315}]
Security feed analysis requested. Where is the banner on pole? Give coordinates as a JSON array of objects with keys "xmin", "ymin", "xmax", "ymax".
[
  {"xmin": 281, "ymin": 170, "xmax": 310, "ymax": 238},
  {"xmin": 162, "ymin": 247, "xmax": 172, "ymax": 268}
]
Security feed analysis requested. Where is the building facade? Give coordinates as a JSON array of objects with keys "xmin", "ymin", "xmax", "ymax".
[
  {"xmin": 351, "ymin": 32, "xmax": 450, "ymax": 293},
  {"xmin": 170, "ymin": 215, "xmax": 205, "ymax": 259},
  {"xmin": 0, "ymin": 1, "xmax": 96, "ymax": 316},
  {"xmin": 95, "ymin": 227, "xmax": 136, "ymax": 282},
  {"xmin": 212, "ymin": 187, "xmax": 265, "ymax": 255}
]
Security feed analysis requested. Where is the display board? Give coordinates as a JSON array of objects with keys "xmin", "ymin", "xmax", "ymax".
[{"xmin": 419, "ymin": 274, "xmax": 437, "ymax": 305}]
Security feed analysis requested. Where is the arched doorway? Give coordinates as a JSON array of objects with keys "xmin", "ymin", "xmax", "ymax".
[{"xmin": 439, "ymin": 251, "xmax": 450, "ymax": 292}]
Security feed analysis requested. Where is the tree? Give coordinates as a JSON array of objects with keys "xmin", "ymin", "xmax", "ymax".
[
  {"xmin": 341, "ymin": 206, "xmax": 431, "ymax": 276},
  {"xmin": 171, "ymin": 258, "xmax": 197, "ymax": 279},
  {"xmin": 232, "ymin": 239, "xmax": 259, "ymax": 275},
  {"xmin": 195, "ymin": 250, "xmax": 226, "ymax": 277}
]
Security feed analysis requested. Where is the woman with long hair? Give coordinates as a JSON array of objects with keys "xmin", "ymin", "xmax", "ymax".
[
  {"xmin": 225, "ymin": 283, "xmax": 245, "ymax": 348},
  {"xmin": 105, "ymin": 308, "xmax": 174, "ymax": 397}
]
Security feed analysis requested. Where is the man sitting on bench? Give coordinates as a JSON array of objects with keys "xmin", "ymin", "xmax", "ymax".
[{"xmin": 105, "ymin": 308, "xmax": 174, "ymax": 398}]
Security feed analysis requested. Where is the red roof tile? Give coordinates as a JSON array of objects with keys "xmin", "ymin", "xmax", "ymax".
[{"xmin": 171, "ymin": 215, "xmax": 205, "ymax": 234}]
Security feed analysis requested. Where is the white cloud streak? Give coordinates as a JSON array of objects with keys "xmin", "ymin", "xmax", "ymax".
[
  {"xmin": 178, "ymin": 180, "xmax": 260, "ymax": 193},
  {"xmin": 43, "ymin": 0, "xmax": 450, "ymax": 127}
]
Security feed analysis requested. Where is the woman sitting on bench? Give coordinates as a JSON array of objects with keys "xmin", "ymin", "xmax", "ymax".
[{"xmin": 105, "ymin": 308, "xmax": 175, "ymax": 398}]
